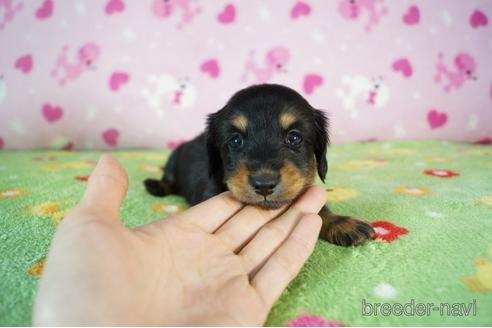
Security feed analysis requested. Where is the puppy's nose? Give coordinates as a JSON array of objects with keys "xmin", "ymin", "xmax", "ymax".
[{"xmin": 250, "ymin": 174, "xmax": 279, "ymax": 196}]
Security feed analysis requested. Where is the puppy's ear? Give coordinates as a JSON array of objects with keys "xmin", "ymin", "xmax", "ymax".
[
  {"xmin": 313, "ymin": 109, "xmax": 329, "ymax": 182},
  {"xmin": 206, "ymin": 112, "xmax": 223, "ymax": 182}
]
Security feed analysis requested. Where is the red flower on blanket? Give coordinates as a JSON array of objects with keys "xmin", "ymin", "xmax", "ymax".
[
  {"xmin": 286, "ymin": 313, "xmax": 345, "ymax": 327},
  {"xmin": 371, "ymin": 221, "xmax": 408, "ymax": 242},
  {"xmin": 424, "ymin": 169, "xmax": 459, "ymax": 178},
  {"xmin": 75, "ymin": 175, "xmax": 89, "ymax": 182}
]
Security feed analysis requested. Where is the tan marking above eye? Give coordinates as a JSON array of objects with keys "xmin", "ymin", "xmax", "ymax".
[
  {"xmin": 280, "ymin": 112, "xmax": 297, "ymax": 130},
  {"xmin": 231, "ymin": 115, "xmax": 248, "ymax": 132}
]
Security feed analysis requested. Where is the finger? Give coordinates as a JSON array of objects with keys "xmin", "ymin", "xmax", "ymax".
[
  {"xmin": 180, "ymin": 191, "xmax": 244, "ymax": 232},
  {"xmin": 251, "ymin": 213, "xmax": 321, "ymax": 309},
  {"xmin": 239, "ymin": 186, "xmax": 326, "ymax": 274},
  {"xmin": 214, "ymin": 205, "xmax": 287, "ymax": 252},
  {"xmin": 77, "ymin": 154, "xmax": 128, "ymax": 220}
]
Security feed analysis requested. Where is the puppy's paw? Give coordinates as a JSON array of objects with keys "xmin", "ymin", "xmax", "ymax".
[
  {"xmin": 144, "ymin": 178, "xmax": 172, "ymax": 197},
  {"xmin": 320, "ymin": 215, "xmax": 374, "ymax": 247}
]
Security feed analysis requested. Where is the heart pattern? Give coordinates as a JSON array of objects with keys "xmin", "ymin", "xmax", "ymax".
[
  {"xmin": 392, "ymin": 58, "xmax": 413, "ymax": 77},
  {"xmin": 303, "ymin": 74, "xmax": 323, "ymax": 95},
  {"xmin": 105, "ymin": 0, "xmax": 125, "ymax": 15},
  {"xmin": 403, "ymin": 5, "xmax": 420, "ymax": 25},
  {"xmin": 109, "ymin": 72, "xmax": 130, "ymax": 91},
  {"xmin": 200, "ymin": 59, "xmax": 220, "ymax": 78},
  {"xmin": 14, "ymin": 55, "xmax": 33, "ymax": 74},
  {"xmin": 1, "ymin": 2, "xmax": 491, "ymax": 149},
  {"xmin": 42, "ymin": 103, "xmax": 63, "ymax": 123},
  {"xmin": 35, "ymin": 0, "xmax": 54, "ymax": 20},
  {"xmin": 470, "ymin": 10, "xmax": 488, "ymax": 28},
  {"xmin": 102, "ymin": 128, "xmax": 120, "ymax": 147},
  {"xmin": 217, "ymin": 4, "xmax": 235, "ymax": 24},
  {"xmin": 427, "ymin": 109, "xmax": 448, "ymax": 129},
  {"xmin": 290, "ymin": 1, "xmax": 311, "ymax": 19}
]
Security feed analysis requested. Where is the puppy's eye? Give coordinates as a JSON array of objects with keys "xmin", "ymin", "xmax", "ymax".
[
  {"xmin": 285, "ymin": 130, "xmax": 303, "ymax": 146},
  {"xmin": 228, "ymin": 133, "xmax": 244, "ymax": 149}
]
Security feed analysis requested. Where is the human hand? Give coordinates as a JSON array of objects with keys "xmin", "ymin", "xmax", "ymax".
[{"xmin": 33, "ymin": 155, "xmax": 326, "ymax": 326}]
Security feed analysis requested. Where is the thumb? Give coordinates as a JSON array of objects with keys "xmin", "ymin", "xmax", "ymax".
[{"xmin": 78, "ymin": 154, "xmax": 128, "ymax": 220}]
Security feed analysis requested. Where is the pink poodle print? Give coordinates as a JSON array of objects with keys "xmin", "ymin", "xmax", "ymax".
[
  {"xmin": 51, "ymin": 43, "xmax": 101, "ymax": 86},
  {"xmin": 152, "ymin": 0, "xmax": 201, "ymax": 29},
  {"xmin": 338, "ymin": 0, "xmax": 388, "ymax": 31},
  {"xmin": 435, "ymin": 52, "xmax": 477, "ymax": 93},
  {"xmin": 0, "ymin": 0, "xmax": 23, "ymax": 30},
  {"xmin": 241, "ymin": 46, "xmax": 290, "ymax": 83}
]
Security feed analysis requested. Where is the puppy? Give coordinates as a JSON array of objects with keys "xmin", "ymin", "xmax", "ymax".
[{"xmin": 145, "ymin": 84, "xmax": 374, "ymax": 246}]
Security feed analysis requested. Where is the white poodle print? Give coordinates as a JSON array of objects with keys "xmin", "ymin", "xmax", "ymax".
[
  {"xmin": 141, "ymin": 74, "xmax": 197, "ymax": 110},
  {"xmin": 0, "ymin": 75, "xmax": 6, "ymax": 104},
  {"xmin": 336, "ymin": 75, "xmax": 390, "ymax": 116}
]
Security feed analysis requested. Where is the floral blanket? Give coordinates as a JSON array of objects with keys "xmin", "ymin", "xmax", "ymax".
[{"xmin": 0, "ymin": 141, "xmax": 491, "ymax": 326}]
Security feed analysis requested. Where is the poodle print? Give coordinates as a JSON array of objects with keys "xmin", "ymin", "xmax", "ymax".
[
  {"xmin": 338, "ymin": 0, "xmax": 388, "ymax": 31},
  {"xmin": 141, "ymin": 74, "xmax": 197, "ymax": 110},
  {"xmin": 51, "ymin": 43, "xmax": 101, "ymax": 86},
  {"xmin": 0, "ymin": 0, "xmax": 23, "ymax": 30},
  {"xmin": 435, "ymin": 52, "xmax": 477, "ymax": 92},
  {"xmin": 152, "ymin": 0, "xmax": 201, "ymax": 29},
  {"xmin": 0, "ymin": 75, "xmax": 6, "ymax": 104},
  {"xmin": 336, "ymin": 75, "xmax": 390, "ymax": 116},
  {"xmin": 241, "ymin": 46, "xmax": 290, "ymax": 83}
]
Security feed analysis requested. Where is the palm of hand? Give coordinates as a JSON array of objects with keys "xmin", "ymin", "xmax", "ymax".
[{"xmin": 33, "ymin": 155, "xmax": 325, "ymax": 326}]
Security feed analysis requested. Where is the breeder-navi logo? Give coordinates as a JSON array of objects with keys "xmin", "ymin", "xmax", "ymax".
[{"xmin": 362, "ymin": 299, "xmax": 477, "ymax": 317}]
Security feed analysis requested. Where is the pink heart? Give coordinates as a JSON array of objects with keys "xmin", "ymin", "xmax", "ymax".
[
  {"xmin": 105, "ymin": 0, "xmax": 125, "ymax": 15},
  {"xmin": 217, "ymin": 4, "xmax": 235, "ymax": 24},
  {"xmin": 42, "ymin": 103, "xmax": 63, "ymax": 123},
  {"xmin": 109, "ymin": 72, "xmax": 130, "ymax": 91},
  {"xmin": 403, "ymin": 5, "xmax": 420, "ymax": 25},
  {"xmin": 303, "ymin": 74, "xmax": 323, "ymax": 95},
  {"xmin": 102, "ymin": 128, "xmax": 120, "ymax": 147},
  {"xmin": 392, "ymin": 58, "xmax": 413, "ymax": 77},
  {"xmin": 470, "ymin": 10, "xmax": 488, "ymax": 28},
  {"xmin": 290, "ymin": 1, "xmax": 311, "ymax": 19},
  {"xmin": 35, "ymin": 0, "xmax": 53, "ymax": 19},
  {"xmin": 14, "ymin": 54, "xmax": 33, "ymax": 74},
  {"xmin": 200, "ymin": 59, "xmax": 220, "ymax": 78},
  {"xmin": 427, "ymin": 109, "xmax": 448, "ymax": 129}
]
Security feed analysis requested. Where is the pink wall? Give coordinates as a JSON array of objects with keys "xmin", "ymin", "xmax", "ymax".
[{"xmin": 0, "ymin": 0, "xmax": 491, "ymax": 150}]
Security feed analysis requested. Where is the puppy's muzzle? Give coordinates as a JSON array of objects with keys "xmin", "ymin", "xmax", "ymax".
[{"xmin": 249, "ymin": 173, "xmax": 279, "ymax": 197}]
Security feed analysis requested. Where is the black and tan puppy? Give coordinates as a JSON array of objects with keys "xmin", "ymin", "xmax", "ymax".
[{"xmin": 145, "ymin": 84, "xmax": 374, "ymax": 246}]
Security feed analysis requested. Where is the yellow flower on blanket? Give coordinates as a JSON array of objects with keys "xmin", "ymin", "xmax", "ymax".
[
  {"xmin": 395, "ymin": 186, "xmax": 431, "ymax": 196},
  {"xmin": 139, "ymin": 164, "xmax": 162, "ymax": 173},
  {"xmin": 29, "ymin": 202, "xmax": 67, "ymax": 224},
  {"xmin": 152, "ymin": 201, "xmax": 187, "ymax": 215},
  {"xmin": 326, "ymin": 187, "xmax": 358, "ymax": 202},
  {"xmin": 368, "ymin": 148, "xmax": 416, "ymax": 156},
  {"xmin": 27, "ymin": 257, "xmax": 46, "ymax": 277},
  {"xmin": 0, "ymin": 188, "xmax": 30, "ymax": 199},
  {"xmin": 120, "ymin": 152, "xmax": 167, "ymax": 161},
  {"xmin": 462, "ymin": 245, "xmax": 492, "ymax": 293},
  {"xmin": 464, "ymin": 149, "xmax": 492, "ymax": 156},
  {"xmin": 476, "ymin": 194, "xmax": 492, "ymax": 208},
  {"xmin": 426, "ymin": 156, "xmax": 450, "ymax": 162},
  {"xmin": 40, "ymin": 161, "xmax": 94, "ymax": 171},
  {"xmin": 338, "ymin": 159, "xmax": 387, "ymax": 170}
]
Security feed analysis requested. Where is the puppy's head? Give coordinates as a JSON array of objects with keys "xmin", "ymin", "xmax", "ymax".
[{"xmin": 206, "ymin": 84, "xmax": 329, "ymax": 209}]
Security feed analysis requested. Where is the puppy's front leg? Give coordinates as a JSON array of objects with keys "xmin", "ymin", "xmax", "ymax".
[{"xmin": 318, "ymin": 206, "xmax": 374, "ymax": 246}]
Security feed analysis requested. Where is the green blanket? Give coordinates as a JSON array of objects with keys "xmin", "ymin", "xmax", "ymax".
[{"xmin": 1, "ymin": 141, "xmax": 491, "ymax": 326}]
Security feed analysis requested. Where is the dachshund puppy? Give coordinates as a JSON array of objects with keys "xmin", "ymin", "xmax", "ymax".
[{"xmin": 145, "ymin": 84, "xmax": 374, "ymax": 246}]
